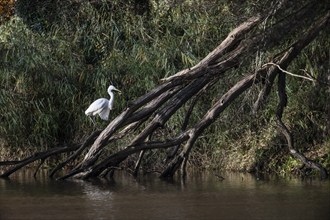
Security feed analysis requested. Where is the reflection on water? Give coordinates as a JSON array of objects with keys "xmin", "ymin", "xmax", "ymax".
[{"xmin": 0, "ymin": 171, "xmax": 329, "ymax": 220}]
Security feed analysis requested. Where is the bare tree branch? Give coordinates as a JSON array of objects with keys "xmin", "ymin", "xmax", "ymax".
[{"xmin": 264, "ymin": 62, "xmax": 315, "ymax": 82}]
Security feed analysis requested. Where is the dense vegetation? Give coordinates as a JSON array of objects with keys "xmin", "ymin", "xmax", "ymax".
[{"xmin": 0, "ymin": 0, "xmax": 329, "ymax": 177}]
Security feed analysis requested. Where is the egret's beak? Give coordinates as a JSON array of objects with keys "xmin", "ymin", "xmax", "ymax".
[{"xmin": 114, "ymin": 88, "xmax": 122, "ymax": 94}]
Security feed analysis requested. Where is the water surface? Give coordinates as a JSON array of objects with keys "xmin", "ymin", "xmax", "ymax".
[{"xmin": 0, "ymin": 171, "xmax": 329, "ymax": 220}]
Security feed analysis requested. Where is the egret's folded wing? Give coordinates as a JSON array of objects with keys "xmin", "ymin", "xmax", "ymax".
[{"xmin": 85, "ymin": 98, "xmax": 107, "ymax": 116}]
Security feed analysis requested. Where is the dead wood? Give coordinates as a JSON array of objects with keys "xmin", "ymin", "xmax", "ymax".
[{"xmin": 0, "ymin": 144, "xmax": 79, "ymax": 178}]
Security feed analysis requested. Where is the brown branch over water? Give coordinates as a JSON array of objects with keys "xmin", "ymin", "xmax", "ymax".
[{"xmin": 0, "ymin": 145, "xmax": 79, "ymax": 178}]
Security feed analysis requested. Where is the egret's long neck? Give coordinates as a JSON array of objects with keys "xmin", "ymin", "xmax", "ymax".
[{"xmin": 108, "ymin": 92, "xmax": 115, "ymax": 109}]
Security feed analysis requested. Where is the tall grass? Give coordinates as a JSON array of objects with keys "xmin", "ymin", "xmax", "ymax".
[{"xmin": 0, "ymin": 1, "xmax": 235, "ymax": 149}]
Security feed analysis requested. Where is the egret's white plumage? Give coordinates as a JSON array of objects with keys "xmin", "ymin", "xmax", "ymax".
[{"xmin": 85, "ymin": 85, "xmax": 121, "ymax": 121}]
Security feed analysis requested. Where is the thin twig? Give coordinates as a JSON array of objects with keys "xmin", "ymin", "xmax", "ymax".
[{"xmin": 263, "ymin": 62, "xmax": 315, "ymax": 81}]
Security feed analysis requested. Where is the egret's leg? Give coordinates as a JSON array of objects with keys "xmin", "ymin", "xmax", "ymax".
[
  {"xmin": 88, "ymin": 116, "xmax": 97, "ymax": 127},
  {"xmin": 89, "ymin": 116, "xmax": 102, "ymax": 131}
]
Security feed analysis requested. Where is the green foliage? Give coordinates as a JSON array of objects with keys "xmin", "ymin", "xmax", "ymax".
[{"xmin": 0, "ymin": 1, "xmax": 236, "ymax": 149}]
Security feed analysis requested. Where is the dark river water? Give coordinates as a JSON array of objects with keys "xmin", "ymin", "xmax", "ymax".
[{"xmin": 0, "ymin": 171, "xmax": 329, "ymax": 220}]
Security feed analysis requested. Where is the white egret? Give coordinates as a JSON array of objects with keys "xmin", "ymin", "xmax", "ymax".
[{"xmin": 85, "ymin": 85, "xmax": 121, "ymax": 122}]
